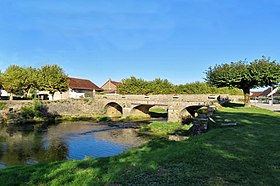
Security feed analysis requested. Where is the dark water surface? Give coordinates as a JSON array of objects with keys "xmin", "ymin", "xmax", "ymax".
[{"xmin": 0, "ymin": 122, "xmax": 148, "ymax": 168}]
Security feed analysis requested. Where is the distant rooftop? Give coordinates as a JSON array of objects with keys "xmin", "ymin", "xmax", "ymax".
[{"xmin": 69, "ymin": 77, "xmax": 103, "ymax": 91}]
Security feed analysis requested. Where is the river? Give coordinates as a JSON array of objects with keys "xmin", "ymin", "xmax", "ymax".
[{"xmin": 0, "ymin": 121, "xmax": 148, "ymax": 168}]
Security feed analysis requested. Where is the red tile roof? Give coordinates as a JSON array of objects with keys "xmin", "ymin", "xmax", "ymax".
[
  {"xmin": 250, "ymin": 91, "xmax": 262, "ymax": 98},
  {"xmin": 251, "ymin": 88, "xmax": 280, "ymax": 97},
  {"xmin": 110, "ymin": 80, "xmax": 122, "ymax": 86},
  {"xmin": 69, "ymin": 77, "xmax": 103, "ymax": 91}
]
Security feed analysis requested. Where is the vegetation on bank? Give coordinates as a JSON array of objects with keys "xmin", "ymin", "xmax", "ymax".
[
  {"xmin": 0, "ymin": 104, "xmax": 279, "ymax": 185},
  {"xmin": 139, "ymin": 122, "xmax": 192, "ymax": 138},
  {"xmin": 117, "ymin": 77, "xmax": 243, "ymax": 95},
  {"xmin": 1, "ymin": 100, "xmax": 56, "ymax": 125}
]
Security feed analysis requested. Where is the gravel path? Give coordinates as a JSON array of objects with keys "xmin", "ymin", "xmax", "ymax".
[{"xmin": 253, "ymin": 103, "xmax": 280, "ymax": 112}]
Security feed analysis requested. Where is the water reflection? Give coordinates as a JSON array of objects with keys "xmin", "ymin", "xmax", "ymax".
[{"xmin": 0, "ymin": 122, "xmax": 147, "ymax": 168}]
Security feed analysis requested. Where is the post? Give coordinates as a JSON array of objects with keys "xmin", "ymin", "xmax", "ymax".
[{"xmin": 271, "ymin": 87, "xmax": 274, "ymax": 105}]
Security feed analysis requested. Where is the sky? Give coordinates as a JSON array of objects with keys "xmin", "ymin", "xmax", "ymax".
[{"xmin": 0, "ymin": 0, "xmax": 280, "ymax": 87}]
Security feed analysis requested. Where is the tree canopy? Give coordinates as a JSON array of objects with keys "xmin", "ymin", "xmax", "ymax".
[
  {"xmin": 0, "ymin": 64, "xmax": 69, "ymax": 100},
  {"xmin": 1, "ymin": 65, "xmax": 26, "ymax": 100},
  {"xmin": 38, "ymin": 65, "xmax": 69, "ymax": 100},
  {"xmin": 205, "ymin": 56, "xmax": 280, "ymax": 106},
  {"xmin": 117, "ymin": 76, "xmax": 242, "ymax": 95}
]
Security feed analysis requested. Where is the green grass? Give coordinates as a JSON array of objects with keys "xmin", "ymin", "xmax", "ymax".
[
  {"xmin": 0, "ymin": 103, "xmax": 280, "ymax": 185},
  {"xmin": 139, "ymin": 121, "xmax": 192, "ymax": 138},
  {"xmin": 149, "ymin": 108, "xmax": 168, "ymax": 118}
]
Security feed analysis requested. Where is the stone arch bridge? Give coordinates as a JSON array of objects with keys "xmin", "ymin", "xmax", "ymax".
[{"xmin": 94, "ymin": 94, "xmax": 223, "ymax": 122}]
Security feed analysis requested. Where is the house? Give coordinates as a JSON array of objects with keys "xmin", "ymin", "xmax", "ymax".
[
  {"xmin": 101, "ymin": 79, "xmax": 122, "ymax": 93},
  {"xmin": 250, "ymin": 91, "xmax": 263, "ymax": 99},
  {"xmin": 250, "ymin": 87, "xmax": 280, "ymax": 103},
  {"xmin": 0, "ymin": 89, "xmax": 9, "ymax": 99},
  {"xmin": 39, "ymin": 77, "xmax": 103, "ymax": 100}
]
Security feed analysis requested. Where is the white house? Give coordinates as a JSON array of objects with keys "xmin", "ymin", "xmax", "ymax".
[{"xmin": 38, "ymin": 77, "xmax": 103, "ymax": 100}]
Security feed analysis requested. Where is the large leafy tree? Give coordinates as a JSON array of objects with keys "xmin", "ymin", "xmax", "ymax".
[
  {"xmin": 38, "ymin": 65, "xmax": 69, "ymax": 100},
  {"xmin": 1, "ymin": 65, "xmax": 27, "ymax": 100},
  {"xmin": 206, "ymin": 57, "xmax": 280, "ymax": 107},
  {"xmin": 20, "ymin": 67, "xmax": 40, "ymax": 97}
]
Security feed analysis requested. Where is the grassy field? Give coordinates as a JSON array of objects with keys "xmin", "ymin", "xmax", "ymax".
[{"xmin": 0, "ymin": 103, "xmax": 279, "ymax": 185}]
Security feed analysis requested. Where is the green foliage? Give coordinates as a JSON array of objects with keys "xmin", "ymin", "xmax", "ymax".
[
  {"xmin": 97, "ymin": 116, "xmax": 112, "ymax": 122},
  {"xmin": 38, "ymin": 64, "xmax": 69, "ymax": 99},
  {"xmin": 1, "ymin": 64, "xmax": 68, "ymax": 100},
  {"xmin": 206, "ymin": 56, "xmax": 280, "ymax": 106},
  {"xmin": 175, "ymin": 81, "xmax": 242, "ymax": 95},
  {"xmin": 1, "ymin": 65, "xmax": 25, "ymax": 99},
  {"xmin": 118, "ymin": 77, "xmax": 242, "ymax": 95},
  {"xmin": 20, "ymin": 100, "xmax": 47, "ymax": 120},
  {"xmin": 0, "ymin": 102, "xmax": 6, "ymax": 110}
]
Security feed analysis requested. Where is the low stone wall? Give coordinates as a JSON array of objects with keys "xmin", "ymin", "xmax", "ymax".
[
  {"xmin": 43, "ymin": 99, "xmax": 102, "ymax": 116},
  {"xmin": 0, "ymin": 99, "xmax": 103, "ymax": 117}
]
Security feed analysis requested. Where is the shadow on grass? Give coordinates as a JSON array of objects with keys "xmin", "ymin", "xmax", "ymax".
[
  {"xmin": 222, "ymin": 102, "xmax": 244, "ymax": 108},
  {"xmin": 0, "ymin": 105, "xmax": 280, "ymax": 185}
]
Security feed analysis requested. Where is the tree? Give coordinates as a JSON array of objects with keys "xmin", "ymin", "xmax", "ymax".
[
  {"xmin": 205, "ymin": 57, "xmax": 280, "ymax": 107},
  {"xmin": 21, "ymin": 67, "xmax": 40, "ymax": 96},
  {"xmin": 1, "ymin": 65, "xmax": 26, "ymax": 100},
  {"xmin": 38, "ymin": 65, "xmax": 69, "ymax": 100}
]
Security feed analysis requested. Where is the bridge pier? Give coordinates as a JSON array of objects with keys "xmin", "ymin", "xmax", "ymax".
[
  {"xmin": 122, "ymin": 108, "xmax": 131, "ymax": 118},
  {"xmin": 167, "ymin": 106, "xmax": 181, "ymax": 123}
]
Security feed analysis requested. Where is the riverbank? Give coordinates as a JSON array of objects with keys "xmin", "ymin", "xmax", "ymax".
[{"xmin": 0, "ymin": 103, "xmax": 279, "ymax": 185}]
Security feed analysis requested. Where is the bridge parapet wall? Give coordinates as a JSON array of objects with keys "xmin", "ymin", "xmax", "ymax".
[{"xmin": 95, "ymin": 94, "xmax": 226, "ymax": 103}]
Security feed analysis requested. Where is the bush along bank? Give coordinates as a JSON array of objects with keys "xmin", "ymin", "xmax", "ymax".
[{"xmin": 0, "ymin": 100, "xmax": 56, "ymax": 125}]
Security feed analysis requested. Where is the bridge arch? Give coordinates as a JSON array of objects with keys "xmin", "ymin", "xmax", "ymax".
[
  {"xmin": 130, "ymin": 104, "xmax": 155, "ymax": 118},
  {"xmin": 104, "ymin": 102, "xmax": 123, "ymax": 116},
  {"xmin": 180, "ymin": 105, "xmax": 204, "ymax": 123}
]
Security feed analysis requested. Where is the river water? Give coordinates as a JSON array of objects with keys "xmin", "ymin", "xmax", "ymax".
[{"xmin": 0, "ymin": 121, "xmax": 148, "ymax": 168}]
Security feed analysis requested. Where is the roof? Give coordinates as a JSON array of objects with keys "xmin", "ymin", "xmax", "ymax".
[
  {"xmin": 101, "ymin": 79, "xmax": 122, "ymax": 88},
  {"xmin": 251, "ymin": 88, "xmax": 280, "ymax": 97},
  {"xmin": 260, "ymin": 88, "xmax": 273, "ymax": 97},
  {"xmin": 250, "ymin": 92, "xmax": 262, "ymax": 98},
  {"xmin": 110, "ymin": 80, "xmax": 122, "ymax": 86},
  {"xmin": 69, "ymin": 77, "xmax": 103, "ymax": 91}
]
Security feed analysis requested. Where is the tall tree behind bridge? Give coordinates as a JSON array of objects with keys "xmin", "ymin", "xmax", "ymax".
[
  {"xmin": 205, "ymin": 56, "xmax": 280, "ymax": 107},
  {"xmin": 38, "ymin": 64, "xmax": 69, "ymax": 100},
  {"xmin": 1, "ymin": 65, "xmax": 25, "ymax": 100},
  {"xmin": 118, "ymin": 77, "xmax": 175, "ymax": 95}
]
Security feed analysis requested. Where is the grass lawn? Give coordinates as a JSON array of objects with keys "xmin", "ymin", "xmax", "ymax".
[{"xmin": 0, "ymin": 103, "xmax": 279, "ymax": 185}]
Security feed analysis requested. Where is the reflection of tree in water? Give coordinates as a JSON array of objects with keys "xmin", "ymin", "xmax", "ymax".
[
  {"xmin": 45, "ymin": 139, "xmax": 68, "ymax": 161},
  {"xmin": 0, "ymin": 129, "xmax": 44, "ymax": 166},
  {"xmin": 0, "ymin": 125, "xmax": 69, "ymax": 166}
]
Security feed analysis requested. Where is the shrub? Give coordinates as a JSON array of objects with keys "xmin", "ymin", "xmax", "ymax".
[
  {"xmin": 0, "ymin": 102, "xmax": 6, "ymax": 110},
  {"xmin": 97, "ymin": 116, "xmax": 112, "ymax": 122},
  {"xmin": 21, "ymin": 100, "xmax": 48, "ymax": 119}
]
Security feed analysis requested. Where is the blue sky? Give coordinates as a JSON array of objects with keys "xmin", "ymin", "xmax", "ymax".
[{"xmin": 0, "ymin": 0, "xmax": 280, "ymax": 87}]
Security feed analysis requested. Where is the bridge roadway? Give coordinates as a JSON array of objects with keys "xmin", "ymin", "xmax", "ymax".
[{"xmin": 94, "ymin": 94, "xmax": 224, "ymax": 122}]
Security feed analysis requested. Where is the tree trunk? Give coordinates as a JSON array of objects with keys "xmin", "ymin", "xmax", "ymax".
[
  {"xmin": 242, "ymin": 88, "xmax": 251, "ymax": 107},
  {"xmin": 9, "ymin": 93, "xmax": 13, "ymax": 101}
]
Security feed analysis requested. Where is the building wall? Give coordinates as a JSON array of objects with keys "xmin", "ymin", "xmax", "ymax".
[
  {"xmin": 102, "ymin": 82, "xmax": 117, "ymax": 92},
  {"xmin": 0, "ymin": 90, "xmax": 9, "ymax": 97}
]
